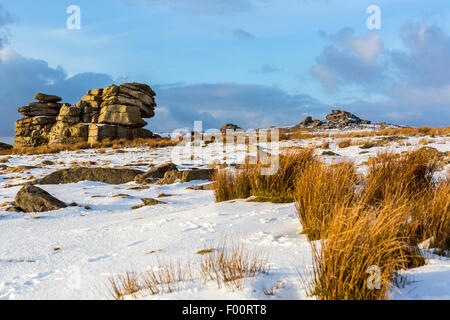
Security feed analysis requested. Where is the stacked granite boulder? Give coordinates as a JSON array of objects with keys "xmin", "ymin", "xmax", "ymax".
[
  {"xmin": 88, "ymin": 83, "xmax": 156, "ymax": 144},
  {"xmin": 14, "ymin": 83, "xmax": 158, "ymax": 148},
  {"xmin": 14, "ymin": 93, "xmax": 63, "ymax": 148}
]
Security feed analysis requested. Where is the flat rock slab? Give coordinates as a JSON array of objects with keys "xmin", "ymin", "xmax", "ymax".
[
  {"xmin": 157, "ymin": 169, "xmax": 215, "ymax": 185},
  {"xmin": 15, "ymin": 185, "xmax": 67, "ymax": 213},
  {"xmin": 34, "ymin": 167, "xmax": 145, "ymax": 185},
  {"xmin": 34, "ymin": 93, "xmax": 62, "ymax": 103},
  {"xmin": 186, "ymin": 183, "xmax": 215, "ymax": 191}
]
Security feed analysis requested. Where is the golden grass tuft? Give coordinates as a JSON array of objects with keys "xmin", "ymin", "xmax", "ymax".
[
  {"xmin": 213, "ymin": 149, "xmax": 317, "ymax": 202},
  {"xmin": 213, "ymin": 169, "xmax": 252, "ymax": 202},
  {"xmin": 294, "ymin": 161, "xmax": 358, "ymax": 240},
  {"xmin": 296, "ymin": 149, "xmax": 449, "ymax": 299},
  {"xmin": 108, "ymin": 237, "xmax": 270, "ymax": 299},
  {"xmin": 423, "ymin": 177, "xmax": 450, "ymax": 254},
  {"xmin": 363, "ymin": 150, "xmax": 438, "ymax": 206},
  {"xmin": 337, "ymin": 139, "xmax": 352, "ymax": 148},
  {"xmin": 334, "ymin": 126, "xmax": 450, "ymax": 139},
  {"xmin": 305, "ymin": 202, "xmax": 414, "ymax": 300},
  {"xmin": 200, "ymin": 238, "xmax": 269, "ymax": 291},
  {"xmin": 108, "ymin": 272, "xmax": 141, "ymax": 300},
  {"xmin": 0, "ymin": 138, "xmax": 178, "ymax": 156}
]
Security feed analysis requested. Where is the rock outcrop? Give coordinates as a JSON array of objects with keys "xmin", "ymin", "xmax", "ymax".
[
  {"xmin": 15, "ymin": 184, "xmax": 67, "ymax": 213},
  {"xmin": 325, "ymin": 110, "xmax": 371, "ymax": 128},
  {"xmin": 220, "ymin": 123, "xmax": 242, "ymax": 134},
  {"xmin": 295, "ymin": 110, "xmax": 371, "ymax": 130},
  {"xmin": 14, "ymin": 83, "xmax": 159, "ymax": 148},
  {"xmin": 34, "ymin": 167, "xmax": 144, "ymax": 185},
  {"xmin": 134, "ymin": 162, "xmax": 178, "ymax": 184},
  {"xmin": 157, "ymin": 169, "xmax": 215, "ymax": 185}
]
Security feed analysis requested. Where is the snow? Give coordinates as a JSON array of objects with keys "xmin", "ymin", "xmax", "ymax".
[{"xmin": 0, "ymin": 132, "xmax": 448, "ymax": 300}]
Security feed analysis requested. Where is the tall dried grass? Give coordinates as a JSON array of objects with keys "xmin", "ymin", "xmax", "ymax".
[
  {"xmin": 1, "ymin": 138, "xmax": 177, "ymax": 156},
  {"xmin": 108, "ymin": 272, "xmax": 141, "ymax": 300},
  {"xmin": 213, "ymin": 169, "xmax": 252, "ymax": 202},
  {"xmin": 249, "ymin": 149, "xmax": 316, "ymax": 200},
  {"xmin": 334, "ymin": 126, "xmax": 450, "ymax": 139},
  {"xmin": 294, "ymin": 161, "xmax": 358, "ymax": 240},
  {"xmin": 285, "ymin": 126, "xmax": 449, "ymax": 142},
  {"xmin": 108, "ymin": 238, "xmax": 270, "ymax": 299},
  {"xmin": 362, "ymin": 150, "xmax": 438, "ymax": 205},
  {"xmin": 200, "ymin": 238, "xmax": 269, "ymax": 291},
  {"xmin": 298, "ymin": 149, "xmax": 448, "ymax": 299},
  {"xmin": 305, "ymin": 202, "xmax": 413, "ymax": 300},
  {"xmin": 213, "ymin": 149, "xmax": 317, "ymax": 202}
]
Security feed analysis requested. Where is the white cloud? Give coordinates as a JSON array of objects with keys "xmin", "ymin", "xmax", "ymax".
[{"xmin": 347, "ymin": 32, "xmax": 383, "ymax": 64}]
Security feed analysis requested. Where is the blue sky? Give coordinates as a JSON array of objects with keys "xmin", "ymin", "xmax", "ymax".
[{"xmin": 0, "ymin": 0, "xmax": 449, "ymax": 135}]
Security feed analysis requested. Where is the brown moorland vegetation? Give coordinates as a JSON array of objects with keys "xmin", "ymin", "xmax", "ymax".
[
  {"xmin": 0, "ymin": 138, "xmax": 178, "ymax": 156},
  {"xmin": 213, "ymin": 149, "xmax": 317, "ymax": 203},
  {"xmin": 297, "ymin": 148, "xmax": 448, "ymax": 300},
  {"xmin": 108, "ymin": 238, "xmax": 269, "ymax": 299}
]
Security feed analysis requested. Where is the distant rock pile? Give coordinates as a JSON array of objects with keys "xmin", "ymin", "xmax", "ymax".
[
  {"xmin": 220, "ymin": 123, "xmax": 242, "ymax": 133},
  {"xmin": 14, "ymin": 83, "xmax": 159, "ymax": 148},
  {"xmin": 296, "ymin": 110, "xmax": 371, "ymax": 129}
]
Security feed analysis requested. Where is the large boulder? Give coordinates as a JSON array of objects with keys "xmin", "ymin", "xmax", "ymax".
[
  {"xmin": 34, "ymin": 167, "xmax": 144, "ymax": 185},
  {"xmin": 87, "ymin": 124, "xmax": 155, "ymax": 143},
  {"xmin": 98, "ymin": 105, "xmax": 147, "ymax": 128},
  {"xmin": 134, "ymin": 162, "xmax": 178, "ymax": 183},
  {"xmin": 56, "ymin": 104, "xmax": 82, "ymax": 124},
  {"xmin": 157, "ymin": 169, "xmax": 215, "ymax": 185},
  {"xmin": 14, "ymin": 117, "xmax": 56, "ymax": 147},
  {"xmin": 88, "ymin": 124, "xmax": 118, "ymax": 143},
  {"xmin": 181, "ymin": 169, "xmax": 215, "ymax": 182},
  {"xmin": 48, "ymin": 122, "xmax": 89, "ymax": 146},
  {"xmin": 19, "ymin": 102, "xmax": 61, "ymax": 117},
  {"xmin": 299, "ymin": 116, "xmax": 313, "ymax": 126},
  {"xmin": 15, "ymin": 185, "xmax": 67, "ymax": 212},
  {"xmin": 34, "ymin": 93, "xmax": 62, "ymax": 103},
  {"xmin": 103, "ymin": 83, "xmax": 156, "ymax": 118}
]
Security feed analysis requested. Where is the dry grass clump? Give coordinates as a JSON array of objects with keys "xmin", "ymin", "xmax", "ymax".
[
  {"xmin": 320, "ymin": 141, "xmax": 330, "ymax": 149},
  {"xmin": 109, "ymin": 261, "xmax": 193, "ymax": 300},
  {"xmin": 141, "ymin": 261, "xmax": 194, "ymax": 296},
  {"xmin": 109, "ymin": 272, "xmax": 141, "ymax": 300},
  {"xmin": 108, "ymin": 237, "xmax": 270, "ymax": 299},
  {"xmin": 294, "ymin": 161, "xmax": 358, "ymax": 240},
  {"xmin": 213, "ymin": 169, "xmax": 252, "ymax": 202},
  {"xmin": 0, "ymin": 138, "xmax": 177, "ymax": 156},
  {"xmin": 297, "ymin": 149, "xmax": 448, "ymax": 299},
  {"xmin": 305, "ymin": 203, "xmax": 413, "ymax": 300},
  {"xmin": 290, "ymin": 130, "xmax": 329, "ymax": 140},
  {"xmin": 363, "ymin": 150, "xmax": 438, "ymax": 206},
  {"xmin": 337, "ymin": 139, "xmax": 352, "ymax": 148},
  {"xmin": 249, "ymin": 149, "xmax": 316, "ymax": 200},
  {"xmin": 200, "ymin": 238, "xmax": 269, "ymax": 291},
  {"xmin": 213, "ymin": 149, "xmax": 317, "ymax": 202},
  {"xmin": 334, "ymin": 126, "xmax": 449, "ymax": 139},
  {"xmin": 412, "ymin": 178, "xmax": 450, "ymax": 255}
]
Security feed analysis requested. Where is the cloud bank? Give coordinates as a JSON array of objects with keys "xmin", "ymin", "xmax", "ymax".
[
  {"xmin": 151, "ymin": 82, "xmax": 330, "ymax": 132},
  {"xmin": 312, "ymin": 23, "xmax": 450, "ymax": 127},
  {"xmin": 0, "ymin": 48, "xmax": 115, "ymax": 136}
]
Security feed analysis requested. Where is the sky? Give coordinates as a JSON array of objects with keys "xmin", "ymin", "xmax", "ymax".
[{"xmin": 0, "ymin": 0, "xmax": 449, "ymax": 136}]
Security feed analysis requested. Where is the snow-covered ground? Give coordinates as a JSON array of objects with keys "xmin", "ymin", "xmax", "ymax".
[{"xmin": 0, "ymin": 132, "xmax": 448, "ymax": 300}]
